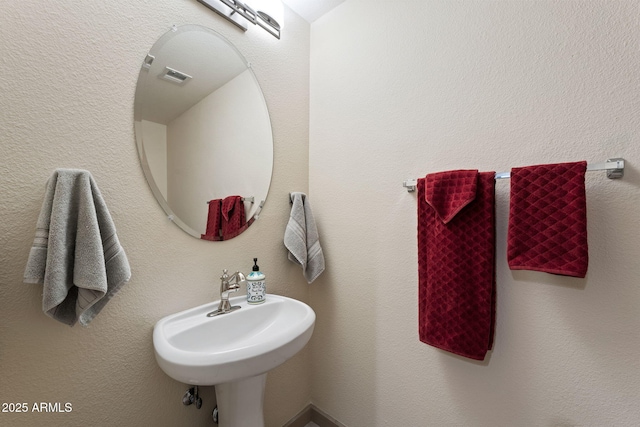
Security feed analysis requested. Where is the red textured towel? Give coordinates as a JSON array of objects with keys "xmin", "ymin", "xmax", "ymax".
[
  {"xmin": 418, "ymin": 170, "xmax": 496, "ymax": 361},
  {"xmin": 425, "ymin": 170, "xmax": 478, "ymax": 223},
  {"xmin": 507, "ymin": 161, "xmax": 588, "ymax": 278},
  {"xmin": 220, "ymin": 195, "xmax": 247, "ymax": 240},
  {"xmin": 201, "ymin": 199, "xmax": 222, "ymax": 241}
]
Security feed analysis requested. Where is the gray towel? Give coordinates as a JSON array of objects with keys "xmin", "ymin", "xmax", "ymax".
[
  {"xmin": 24, "ymin": 169, "xmax": 131, "ymax": 326},
  {"xmin": 285, "ymin": 192, "xmax": 325, "ymax": 283}
]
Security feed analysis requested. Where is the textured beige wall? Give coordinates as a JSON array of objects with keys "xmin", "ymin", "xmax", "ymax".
[
  {"xmin": 309, "ymin": 1, "xmax": 640, "ymax": 426},
  {"xmin": 0, "ymin": 1, "xmax": 310, "ymax": 426}
]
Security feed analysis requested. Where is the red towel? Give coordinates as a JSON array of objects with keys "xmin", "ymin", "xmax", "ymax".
[
  {"xmin": 507, "ymin": 161, "xmax": 588, "ymax": 278},
  {"xmin": 418, "ymin": 170, "xmax": 496, "ymax": 361},
  {"xmin": 220, "ymin": 195, "xmax": 247, "ymax": 240},
  {"xmin": 201, "ymin": 199, "xmax": 222, "ymax": 241}
]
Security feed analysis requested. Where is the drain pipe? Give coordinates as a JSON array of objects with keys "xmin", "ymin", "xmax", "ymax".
[{"xmin": 182, "ymin": 386, "xmax": 202, "ymax": 409}]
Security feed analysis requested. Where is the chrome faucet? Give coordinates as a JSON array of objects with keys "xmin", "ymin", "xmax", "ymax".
[{"xmin": 207, "ymin": 269, "xmax": 246, "ymax": 317}]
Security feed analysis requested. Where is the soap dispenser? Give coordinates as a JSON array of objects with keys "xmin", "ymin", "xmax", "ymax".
[{"xmin": 246, "ymin": 258, "xmax": 266, "ymax": 304}]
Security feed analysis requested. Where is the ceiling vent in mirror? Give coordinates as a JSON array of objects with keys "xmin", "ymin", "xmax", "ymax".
[{"xmin": 159, "ymin": 67, "xmax": 192, "ymax": 85}]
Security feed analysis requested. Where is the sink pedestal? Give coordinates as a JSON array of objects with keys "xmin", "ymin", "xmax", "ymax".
[{"xmin": 216, "ymin": 373, "xmax": 267, "ymax": 427}]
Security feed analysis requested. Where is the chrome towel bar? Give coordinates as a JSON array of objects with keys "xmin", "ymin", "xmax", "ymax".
[{"xmin": 403, "ymin": 158, "xmax": 624, "ymax": 192}]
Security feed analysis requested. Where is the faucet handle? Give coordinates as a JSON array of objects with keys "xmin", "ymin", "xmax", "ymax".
[{"xmin": 235, "ymin": 271, "xmax": 246, "ymax": 284}]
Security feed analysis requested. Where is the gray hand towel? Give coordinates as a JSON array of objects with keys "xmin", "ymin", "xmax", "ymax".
[
  {"xmin": 24, "ymin": 169, "xmax": 131, "ymax": 326},
  {"xmin": 285, "ymin": 192, "xmax": 325, "ymax": 283}
]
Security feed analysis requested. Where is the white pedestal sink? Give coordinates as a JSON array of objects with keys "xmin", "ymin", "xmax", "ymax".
[{"xmin": 153, "ymin": 294, "xmax": 315, "ymax": 427}]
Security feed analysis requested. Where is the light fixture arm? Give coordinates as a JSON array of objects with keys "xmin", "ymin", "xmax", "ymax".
[
  {"xmin": 220, "ymin": 0, "xmax": 258, "ymax": 24},
  {"xmin": 197, "ymin": 0, "xmax": 282, "ymax": 39}
]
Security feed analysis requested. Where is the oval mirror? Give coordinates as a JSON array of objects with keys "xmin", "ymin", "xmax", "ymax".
[{"xmin": 134, "ymin": 25, "xmax": 273, "ymax": 240}]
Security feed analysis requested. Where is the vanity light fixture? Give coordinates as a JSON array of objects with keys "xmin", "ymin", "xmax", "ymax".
[{"xmin": 197, "ymin": 0, "xmax": 284, "ymax": 39}]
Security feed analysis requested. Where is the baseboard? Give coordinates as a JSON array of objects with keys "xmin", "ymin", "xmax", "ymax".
[
  {"xmin": 283, "ymin": 404, "xmax": 311, "ymax": 427},
  {"xmin": 283, "ymin": 403, "xmax": 346, "ymax": 427},
  {"xmin": 310, "ymin": 404, "xmax": 347, "ymax": 427}
]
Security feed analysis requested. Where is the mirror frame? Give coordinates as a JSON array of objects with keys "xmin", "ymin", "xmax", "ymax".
[{"xmin": 134, "ymin": 24, "xmax": 273, "ymax": 240}]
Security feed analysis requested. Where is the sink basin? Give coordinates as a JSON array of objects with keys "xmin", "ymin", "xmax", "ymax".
[{"xmin": 153, "ymin": 294, "xmax": 315, "ymax": 386}]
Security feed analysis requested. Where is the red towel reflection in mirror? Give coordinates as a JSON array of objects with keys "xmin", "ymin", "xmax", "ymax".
[
  {"xmin": 201, "ymin": 199, "xmax": 222, "ymax": 241},
  {"xmin": 221, "ymin": 195, "xmax": 248, "ymax": 240},
  {"xmin": 201, "ymin": 196, "xmax": 249, "ymax": 241}
]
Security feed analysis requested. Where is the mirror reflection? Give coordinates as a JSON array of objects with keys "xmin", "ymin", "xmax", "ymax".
[{"xmin": 134, "ymin": 25, "xmax": 273, "ymax": 240}]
